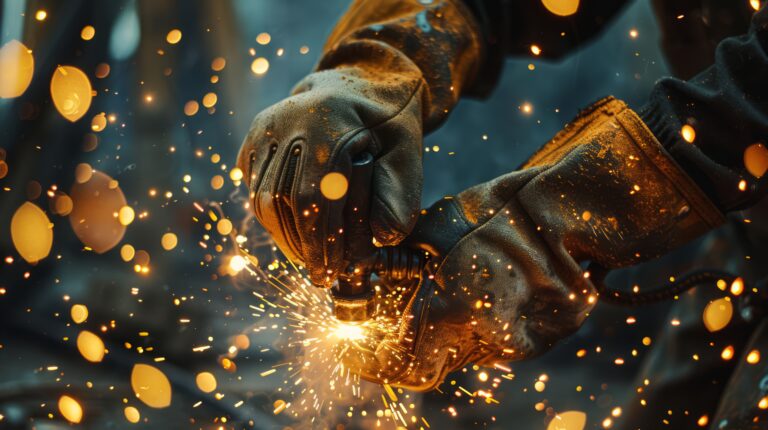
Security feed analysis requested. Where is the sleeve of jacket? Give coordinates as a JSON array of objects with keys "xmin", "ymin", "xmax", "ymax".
[
  {"xmin": 459, "ymin": 0, "xmax": 631, "ymax": 96},
  {"xmin": 639, "ymin": 4, "xmax": 768, "ymax": 212}
]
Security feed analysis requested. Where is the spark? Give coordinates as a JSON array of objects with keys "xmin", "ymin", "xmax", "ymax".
[
  {"xmin": 681, "ymin": 124, "xmax": 696, "ymax": 143},
  {"xmin": 331, "ymin": 322, "xmax": 368, "ymax": 341}
]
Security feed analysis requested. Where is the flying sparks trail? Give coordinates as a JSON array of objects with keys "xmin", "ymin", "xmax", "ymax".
[{"xmin": 210, "ymin": 201, "xmax": 511, "ymax": 427}]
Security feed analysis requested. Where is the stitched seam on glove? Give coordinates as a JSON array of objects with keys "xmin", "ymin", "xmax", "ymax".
[{"xmin": 273, "ymin": 144, "xmax": 305, "ymax": 260}]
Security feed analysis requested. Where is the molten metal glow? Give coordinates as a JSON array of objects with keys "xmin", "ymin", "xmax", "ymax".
[
  {"xmin": 332, "ymin": 322, "xmax": 367, "ymax": 341},
  {"xmin": 229, "ymin": 255, "xmax": 247, "ymax": 273}
]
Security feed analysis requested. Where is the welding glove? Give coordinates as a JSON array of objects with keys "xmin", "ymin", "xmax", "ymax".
[
  {"xmin": 342, "ymin": 97, "xmax": 725, "ymax": 391},
  {"xmin": 237, "ymin": 0, "xmax": 484, "ymax": 286}
]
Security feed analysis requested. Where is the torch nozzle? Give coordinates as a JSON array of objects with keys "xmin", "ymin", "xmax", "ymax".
[{"xmin": 331, "ymin": 247, "xmax": 427, "ymax": 322}]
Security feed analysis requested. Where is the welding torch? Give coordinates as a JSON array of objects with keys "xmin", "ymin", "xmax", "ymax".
[{"xmin": 329, "ymin": 152, "xmax": 428, "ymax": 323}]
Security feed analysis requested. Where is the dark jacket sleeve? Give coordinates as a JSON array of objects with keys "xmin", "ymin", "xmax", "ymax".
[
  {"xmin": 460, "ymin": 0, "xmax": 630, "ymax": 96},
  {"xmin": 639, "ymin": 5, "xmax": 768, "ymax": 212}
]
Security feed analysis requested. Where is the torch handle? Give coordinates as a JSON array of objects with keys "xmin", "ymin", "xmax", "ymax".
[
  {"xmin": 342, "ymin": 152, "xmax": 376, "ymax": 264},
  {"xmin": 334, "ymin": 152, "xmax": 376, "ymax": 301}
]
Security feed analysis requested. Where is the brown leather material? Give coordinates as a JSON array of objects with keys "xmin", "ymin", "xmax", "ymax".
[
  {"xmin": 520, "ymin": 97, "xmax": 725, "ymax": 269},
  {"xmin": 340, "ymin": 98, "xmax": 725, "ymax": 391},
  {"xmin": 237, "ymin": 0, "xmax": 483, "ymax": 286}
]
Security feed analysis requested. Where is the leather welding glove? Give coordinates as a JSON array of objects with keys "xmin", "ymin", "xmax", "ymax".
[
  {"xmin": 340, "ymin": 97, "xmax": 725, "ymax": 391},
  {"xmin": 237, "ymin": 0, "xmax": 484, "ymax": 286}
]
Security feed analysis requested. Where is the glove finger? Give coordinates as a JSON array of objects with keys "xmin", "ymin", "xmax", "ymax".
[
  {"xmin": 292, "ymin": 130, "xmax": 372, "ymax": 286},
  {"xmin": 370, "ymin": 143, "xmax": 423, "ymax": 246},
  {"xmin": 254, "ymin": 140, "xmax": 306, "ymax": 264}
]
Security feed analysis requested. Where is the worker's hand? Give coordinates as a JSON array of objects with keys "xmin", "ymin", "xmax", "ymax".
[
  {"xmin": 338, "ymin": 170, "xmax": 594, "ymax": 391},
  {"xmin": 339, "ymin": 98, "xmax": 723, "ymax": 391},
  {"xmin": 237, "ymin": 66, "xmax": 424, "ymax": 286}
]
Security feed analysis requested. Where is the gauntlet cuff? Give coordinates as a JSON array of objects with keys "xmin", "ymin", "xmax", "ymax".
[{"xmin": 519, "ymin": 97, "xmax": 725, "ymax": 269}]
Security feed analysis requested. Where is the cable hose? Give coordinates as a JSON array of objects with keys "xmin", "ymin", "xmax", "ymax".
[{"xmin": 591, "ymin": 267, "xmax": 739, "ymax": 306}]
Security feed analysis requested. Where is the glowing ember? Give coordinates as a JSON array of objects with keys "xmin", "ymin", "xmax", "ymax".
[
  {"xmin": 744, "ymin": 143, "xmax": 768, "ymax": 178},
  {"xmin": 161, "ymin": 232, "xmax": 178, "ymax": 251},
  {"xmin": 69, "ymin": 170, "xmax": 127, "ymax": 253},
  {"xmin": 257, "ymin": 32, "xmax": 272, "ymax": 45},
  {"xmin": 541, "ymin": 0, "xmax": 579, "ymax": 16},
  {"xmin": 195, "ymin": 371, "xmax": 217, "ymax": 393},
  {"xmin": 91, "ymin": 112, "xmax": 107, "ymax": 131},
  {"xmin": 202, "ymin": 92, "xmax": 217, "ymax": 108},
  {"xmin": 320, "ymin": 172, "xmax": 349, "ymax": 200},
  {"xmin": 759, "ymin": 396, "xmax": 768, "ymax": 410},
  {"xmin": 211, "ymin": 57, "xmax": 226, "ymax": 71},
  {"xmin": 124, "ymin": 406, "xmax": 140, "ymax": 423},
  {"xmin": 521, "ymin": 102, "xmax": 534, "ymax": 115},
  {"xmin": 11, "ymin": 202, "xmax": 53, "ymax": 263},
  {"xmin": 131, "ymin": 364, "xmax": 172, "ymax": 408},
  {"xmin": 681, "ymin": 124, "xmax": 696, "ymax": 143},
  {"xmin": 217, "ymin": 218, "xmax": 233, "ymax": 235},
  {"xmin": 211, "ymin": 175, "xmax": 225, "ymax": 190},
  {"xmin": 184, "ymin": 100, "xmax": 200, "ymax": 116},
  {"xmin": 58, "ymin": 395, "xmax": 83, "ymax": 424},
  {"xmin": 548, "ymin": 411, "xmax": 587, "ymax": 430},
  {"xmin": 121, "ymin": 244, "xmax": 136, "ymax": 262},
  {"xmin": 332, "ymin": 322, "xmax": 367, "ymax": 341},
  {"xmin": 95, "ymin": 63, "xmax": 110, "ymax": 78},
  {"xmin": 273, "ymin": 399, "xmax": 287, "ymax": 414},
  {"xmin": 75, "ymin": 163, "xmax": 94, "ymax": 184},
  {"xmin": 70, "ymin": 304, "xmax": 89, "ymax": 324},
  {"xmin": 166, "ymin": 29, "xmax": 182, "ymax": 44},
  {"xmin": 81, "ymin": 25, "xmax": 96, "ymax": 41},
  {"xmin": 119, "ymin": 205, "xmax": 136, "ymax": 226},
  {"xmin": 77, "ymin": 330, "xmax": 106, "ymax": 363},
  {"xmin": 50, "ymin": 65, "xmax": 92, "ymax": 122},
  {"xmin": 730, "ymin": 277, "xmax": 744, "ymax": 296},
  {"xmin": 721, "ymin": 345, "xmax": 735, "ymax": 361},
  {"xmin": 230, "ymin": 167, "xmax": 244, "ymax": 182},
  {"xmin": 229, "ymin": 255, "xmax": 247, "ymax": 273},
  {"xmin": 0, "ymin": 40, "xmax": 34, "ymax": 99},
  {"xmin": 702, "ymin": 297, "xmax": 732, "ymax": 332},
  {"xmin": 251, "ymin": 57, "xmax": 270, "ymax": 75},
  {"xmin": 53, "ymin": 193, "xmax": 74, "ymax": 216}
]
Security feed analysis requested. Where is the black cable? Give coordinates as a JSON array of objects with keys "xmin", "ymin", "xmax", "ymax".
[{"xmin": 590, "ymin": 265, "xmax": 738, "ymax": 306}]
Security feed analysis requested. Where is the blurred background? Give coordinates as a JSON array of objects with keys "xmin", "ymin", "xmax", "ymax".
[{"xmin": 1, "ymin": 0, "xmax": 765, "ymax": 429}]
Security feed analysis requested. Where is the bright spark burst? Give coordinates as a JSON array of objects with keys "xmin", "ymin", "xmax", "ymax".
[{"xmin": 331, "ymin": 322, "xmax": 368, "ymax": 341}]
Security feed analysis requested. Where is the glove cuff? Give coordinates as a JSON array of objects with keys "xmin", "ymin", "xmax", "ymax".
[{"xmin": 519, "ymin": 96, "xmax": 725, "ymax": 270}]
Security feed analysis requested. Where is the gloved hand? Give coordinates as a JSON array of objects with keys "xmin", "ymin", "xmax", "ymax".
[
  {"xmin": 338, "ymin": 97, "xmax": 725, "ymax": 391},
  {"xmin": 237, "ymin": 0, "xmax": 483, "ymax": 286}
]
